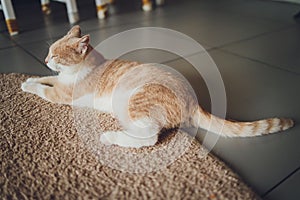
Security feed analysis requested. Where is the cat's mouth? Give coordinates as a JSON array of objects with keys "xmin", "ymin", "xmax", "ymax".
[{"xmin": 47, "ymin": 62, "xmax": 80, "ymax": 75}]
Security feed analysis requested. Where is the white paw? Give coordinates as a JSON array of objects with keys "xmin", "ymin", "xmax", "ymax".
[
  {"xmin": 142, "ymin": 3, "xmax": 152, "ymax": 11},
  {"xmin": 26, "ymin": 77, "xmax": 38, "ymax": 83},
  {"xmin": 21, "ymin": 82, "xmax": 34, "ymax": 92},
  {"xmin": 100, "ymin": 131, "xmax": 157, "ymax": 148}
]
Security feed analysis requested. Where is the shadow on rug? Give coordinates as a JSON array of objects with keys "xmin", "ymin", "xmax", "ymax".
[{"xmin": 0, "ymin": 73, "xmax": 259, "ymax": 199}]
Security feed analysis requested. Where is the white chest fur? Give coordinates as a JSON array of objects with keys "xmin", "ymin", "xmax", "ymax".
[
  {"xmin": 58, "ymin": 67, "xmax": 93, "ymax": 85},
  {"xmin": 58, "ymin": 73, "xmax": 77, "ymax": 84}
]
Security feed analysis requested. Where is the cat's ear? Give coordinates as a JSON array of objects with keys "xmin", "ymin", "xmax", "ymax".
[
  {"xmin": 77, "ymin": 35, "xmax": 90, "ymax": 54},
  {"xmin": 67, "ymin": 25, "xmax": 81, "ymax": 38}
]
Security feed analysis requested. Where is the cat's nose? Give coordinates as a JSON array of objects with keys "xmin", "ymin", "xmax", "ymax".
[{"xmin": 45, "ymin": 58, "xmax": 48, "ymax": 64}]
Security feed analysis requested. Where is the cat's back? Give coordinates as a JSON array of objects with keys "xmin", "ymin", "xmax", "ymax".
[{"xmin": 95, "ymin": 59, "xmax": 194, "ymax": 99}]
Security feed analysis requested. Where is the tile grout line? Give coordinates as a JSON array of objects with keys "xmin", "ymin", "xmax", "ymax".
[
  {"xmin": 215, "ymin": 47, "xmax": 300, "ymax": 76},
  {"xmin": 262, "ymin": 166, "xmax": 300, "ymax": 198},
  {"xmin": 161, "ymin": 45, "xmax": 300, "ymax": 77},
  {"xmin": 206, "ymin": 24, "xmax": 300, "ymax": 76},
  {"xmin": 0, "ymin": 45, "xmax": 18, "ymax": 51},
  {"xmin": 3, "ymin": 33, "xmax": 51, "ymax": 72},
  {"xmin": 17, "ymin": 44, "xmax": 49, "ymax": 68},
  {"xmin": 2, "ymin": 28, "xmax": 55, "ymax": 71},
  {"xmin": 149, "ymin": 25, "xmax": 298, "ymax": 69},
  {"xmin": 214, "ymin": 24, "xmax": 296, "ymax": 51},
  {"xmin": 216, "ymin": 0, "xmax": 300, "ymax": 25}
]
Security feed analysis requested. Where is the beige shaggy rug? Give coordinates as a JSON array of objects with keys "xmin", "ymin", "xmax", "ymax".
[{"xmin": 0, "ymin": 73, "xmax": 259, "ymax": 199}]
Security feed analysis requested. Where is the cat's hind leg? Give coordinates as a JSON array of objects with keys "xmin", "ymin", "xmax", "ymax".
[
  {"xmin": 100, "ymin": 130, "xmax": 158, "ymax": 148},
  {"xmin": 100, "ymin": 118, "xmax": 160, "ymax": 148}
]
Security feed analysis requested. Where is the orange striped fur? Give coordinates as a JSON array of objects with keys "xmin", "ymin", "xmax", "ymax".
[{"xmin": 21, "ymin": 26, "xmax": 294, "ymax": 148}]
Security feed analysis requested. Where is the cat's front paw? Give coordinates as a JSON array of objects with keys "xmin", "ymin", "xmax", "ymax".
[
  {"xmin": 25, "ymin": 77, "xmax": 39, "ymax": 83},
  {"xmin": 21, "ymin": 82, "xmax": 36, "ymax": 93},
  {"xmin": 21, "ymin": 82, "xmax": 49, "ymax": 101},
  {"xmin": 21, "ymin": 82, "xmax": 44, "ymax": 95}
]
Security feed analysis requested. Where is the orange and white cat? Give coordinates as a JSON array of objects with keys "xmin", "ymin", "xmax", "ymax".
[{"xmin": 21, "ymin": 25, "xmax": 294, "ymax": 148}]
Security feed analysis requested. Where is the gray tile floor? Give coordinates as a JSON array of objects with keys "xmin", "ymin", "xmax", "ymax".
[{"xmin": 0, "ymin": 0, "xmax": 299, "ymax": 199}]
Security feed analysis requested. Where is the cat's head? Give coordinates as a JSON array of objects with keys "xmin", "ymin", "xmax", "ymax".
[{"xmin": 45, "ymin": 25, "xmax": 90, "ymax": 74}]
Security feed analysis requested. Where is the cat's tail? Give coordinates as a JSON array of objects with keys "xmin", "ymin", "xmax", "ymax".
[{"xmin": 192, "ymin": 106, "xmax": 294, "ymax": 137}]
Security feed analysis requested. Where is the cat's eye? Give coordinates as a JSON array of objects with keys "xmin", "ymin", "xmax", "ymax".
[{"xmin": 51, "ymin": 55, "xmax": 58, "ymax": 59}]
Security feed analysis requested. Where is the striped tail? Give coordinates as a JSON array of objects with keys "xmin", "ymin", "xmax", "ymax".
[{"xmin": 193, "ymin": 106, "xmax": 294, "ymax": 137}]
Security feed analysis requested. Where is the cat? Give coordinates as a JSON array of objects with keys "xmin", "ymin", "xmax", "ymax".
[{"xmin": 21, "ymin": 25, "xmax": 294, "ymax": 148}]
